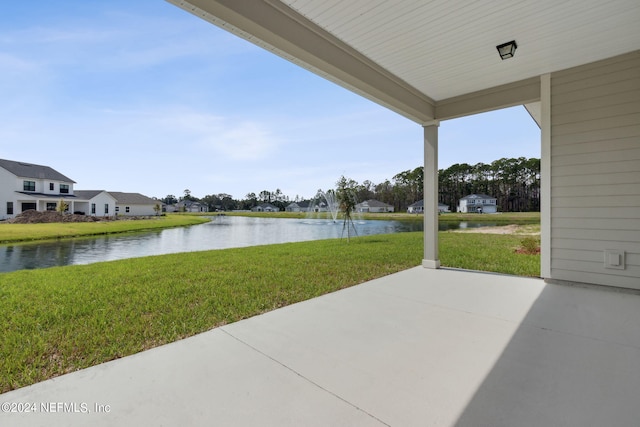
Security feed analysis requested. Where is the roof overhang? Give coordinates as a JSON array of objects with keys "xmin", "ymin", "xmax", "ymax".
[{"xmin": 167, "ymin": 0, "xmax": 640, "ymax": 124}]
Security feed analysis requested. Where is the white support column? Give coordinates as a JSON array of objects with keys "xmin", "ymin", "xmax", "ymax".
[
  {"xmin": 540, "ymin": 74, "xmax": 552, "ymax": 278},
  {"xmin": 423, "ymin": 122, "xmax": 440, "ymax": 269}
]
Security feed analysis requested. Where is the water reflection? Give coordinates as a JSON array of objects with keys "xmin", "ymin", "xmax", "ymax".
[
  {"xmin": 0, "ymin": 217, "xmax": 508, "ymax": 273},
  {"xmin": 0, "ymin": 216, "xmax": 424, "ymax": 273}
]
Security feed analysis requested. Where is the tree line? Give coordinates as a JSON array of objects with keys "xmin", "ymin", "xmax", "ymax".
[
  {"xmin": 438, "ymin": 157, "xmax": 540, "ymax": 212},
  {"xmin": 158, "ymin": 157, "xmax": 540, "ymax": 213}
]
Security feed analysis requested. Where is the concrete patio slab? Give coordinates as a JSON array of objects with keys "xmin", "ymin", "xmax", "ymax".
[{"xmin": 1, "ymin": 267, "xmax": 639, "ymax": 426}]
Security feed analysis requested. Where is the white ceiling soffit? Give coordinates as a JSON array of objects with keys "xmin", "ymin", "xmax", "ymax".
[
  {"xmin": 168, "ymin": 0, "xmax": 640, "ymax": 123},
  {"xmin": 524, "ymin": 102, "xmax": 542, "ymax": 129}
]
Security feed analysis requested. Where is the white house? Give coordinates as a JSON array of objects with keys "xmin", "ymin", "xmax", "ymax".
[
  {"xmin": 285, "ymin": 201, "xmax": 311, "ymax": 212},
  {"xmin": 0, "ymin": 158, "xmax": 78, "ymax": 220},
  {"xmin": 355, "ymin": 199, "xmax": 394, "ymax": 213},
  {"xmin": 408, "ymin": 200, "xmax": 450, "ymax": 214},
  {"xmin": 308, "ymin": 200, "xmax": 338, "ymax": 214},
  {"xmin": 175, "ymin": 200, "xmax": 209, "ymax": 213},
  {"xmin": 109, "ymin": 192, "xmax": 160, "ymax": 216},
  {"xmin": 74, "ymin": 190, "xmax": 117, "ymax": 217},
  {"xmin": 251, "ymin": 203, "xmax": 279, "ymax": 212},
  {"xmin": 457, "ymin": 194, "xmax": 498, "ymax": 213},
  {"xmin": 0, "ymin": 159, "xmax": 164, "ymax": 219}
]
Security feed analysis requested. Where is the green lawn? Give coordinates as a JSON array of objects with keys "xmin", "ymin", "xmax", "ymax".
[
  {"xmin": 0, "ymin": 231, "xmax": 539, "ymax": 393},
  {"xmin": 440, "ymin": 232, "xmax": 539, "ymax": 276},
  {"xmin": 438, "ymin": 211, "xmax": 540, "ymax": 223},
  {"xmin": 0, "ymin": 214, "xmax": 209, "ymax": 244}
]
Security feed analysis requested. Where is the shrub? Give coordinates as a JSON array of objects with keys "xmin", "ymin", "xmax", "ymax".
[{"xmin": 518, "ymin": 236, "xmax": 540, "ymax": 254}]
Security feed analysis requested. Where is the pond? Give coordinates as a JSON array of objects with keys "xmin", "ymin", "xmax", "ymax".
[{"xmin": 0, "ymin": 216, "xmax": 499, "ymax": 273}]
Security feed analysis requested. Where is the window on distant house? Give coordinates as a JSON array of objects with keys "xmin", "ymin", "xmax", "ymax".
[
  {"xmin": 60, "ymin": 184, "xmax": 69, "ymax": 194},
  {"xmin": 91, "ymin": 203, "xmax": 96, "ymax": 214},
  {"xmin": 46, "ymin": 203, "xmax": 57, "ymax": 211},
  {"xmin": 104, "ymin": 204, "xmax": 109, "ymax": 214},
  {"xmin": 49, "ymin": 183, "xmax": 54, "ymax": 191},
  {"xmin": 115, "ymin": 206, "xmax": 119, "ymax": 212},
  {"xmin": 126, "ymin": 206, "xmax": 130, "ymax": 213},
  {"xmin": 7, "ymin": 202, "xmax": 13, "ymax": 215},
  {"xmin": 23, "ymin": 181, "xmax": 35, "ymax": 191}
]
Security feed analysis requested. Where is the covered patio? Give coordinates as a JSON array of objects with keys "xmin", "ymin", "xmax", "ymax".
[
  {"xmin": 2, "ymin": 267, "xmax": 639, "ymax": 426},
  {"xmin": 1, "ymin": 2, "xmax": 638, "ymax": 425},
  {"xmin": 166, "ymin": 0, "xmax": 640, "ymax": 290}
]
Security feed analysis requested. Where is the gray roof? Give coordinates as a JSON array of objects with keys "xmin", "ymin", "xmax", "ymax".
[
  {"xmin": 108, "ymin": 192, "xmax": 158, "ymax": 205},
  {"xmin": 357, "ymin": 199, "xmax": 393, "ymax": 208},
  {"xmin": 253, "ymin": 203, "xmax": 279, "ymax": 210},
  {"xmin": 460, "ymin": 194, "xmax": 495, "ymax": 200},
  {"xmin": 16, "ymin": 192, "xmax": 78, "ymax": 200},
  {"xmin": 176, "ymin": 200, "xmax": 203, "ymax": 207},
  {"xmin": 74, "ymin": 190, "xmax": 106, "ymax": 200},
  {"xmin": 0, "ymin": 158, "xmax": 75, "ymax": 183}
]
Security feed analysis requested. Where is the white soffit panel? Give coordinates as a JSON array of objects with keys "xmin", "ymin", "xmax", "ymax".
[{"xmin": 282, "ymin": 0, "xmax": 640, "ymax": 101}]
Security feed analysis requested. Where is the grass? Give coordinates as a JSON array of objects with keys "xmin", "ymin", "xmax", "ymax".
[
  {"xmin": 438, "ymin": 211, "xmax": 540, "ymax": 223},
  {"xmin": 440, "ymin": 232, "xmax": 540, "ymax": 276},
  {"xmin": 0, "ymin": 230, "xmax": 539, "ymax": 393},
  {"xmin": 0, "ymin": 214, "xmax": 210, "ymax": 244}
]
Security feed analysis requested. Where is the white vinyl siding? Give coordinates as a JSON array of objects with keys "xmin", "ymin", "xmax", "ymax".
[
  {"xmin": 116, "ymin": 204, "xmax": 156, "ymax": 216},
  {"xmin": 550, "ymin": 51, "xmax": 640, "ymax": 289}
]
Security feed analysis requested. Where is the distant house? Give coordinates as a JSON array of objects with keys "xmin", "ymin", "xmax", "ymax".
[
  {"xmin": 355, "ymin": 199, "xmax": 394, "ymax": 213},
  {"xmin": 109, "ymin": 192, "xmax": 160, "ymax": 216},
  {"xmin": 285, "ymin": 201, "xmax": 311, "ymax": 212},
  {"xmin": 175, "ymin": 200, "xmax": 208, "ymax": 213},
  {"xmin": 74, "ymin": 190, "xmax": 117, "ymax": 217},
  {"xmin": 0, "ymin": 158, "xmax": 79, "ymax": 219},
  {"xmin": 309, "ymin": 200, "xmax": 338, "ymax": 213},
  {"xmin": 0, "ymin": 158, "xmax": 167, "ymax": 219},
  {"xmin": 251, "ymin": 203, "xmax": 279, "ymax": 212},
  {"xmin": 407, "ymin": 200, "xmax": 423, "ymax": 214},
  {"xmin": 407, "ymin": 200, "xmax": 450, "ymax": 214},
  {"xmin": 458, "ymin": 194, "xmax": 498, "ymax": 213}
]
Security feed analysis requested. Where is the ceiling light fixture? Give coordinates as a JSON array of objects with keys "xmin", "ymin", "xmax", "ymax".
[{"xmin": 496, "ymin": 40, "xmax": 517, "ymax": 60}]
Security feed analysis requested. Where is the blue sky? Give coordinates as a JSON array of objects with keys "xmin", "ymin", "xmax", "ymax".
[{"xmin": 0, "ymin": 1, "xmax": 540, "ymax": 201}]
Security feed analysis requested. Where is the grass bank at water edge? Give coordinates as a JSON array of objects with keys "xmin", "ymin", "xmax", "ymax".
[{"xmin": 0, "ymin": 215, "xmax": 210, "ymax": 244}]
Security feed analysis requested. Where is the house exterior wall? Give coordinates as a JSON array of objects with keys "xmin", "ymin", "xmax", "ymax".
[
  {"xmin": 286, "ymin": 203, "xmax": 306, "ymax": 212},
  {"xmin": 86, "ymin": 192, "xmax": 117, "ymax": 217},
  {"xmin": 43, "ymin": 180, "xmax": 74, "ymax": 196},
  {"xmin": 116, "ymin": 204, "xmax": 157, "ymax": 216},
  {"xmin": 0, "ymin": 167, "xmax": 76, "ymax": 220},
  {"xmin": 356, "ymin": 204, "xmax": 394, "ymax": 213},
  {"xmin": 0, "ymin": 167, "xmax": 16, "ymax": 220},
  {"xmin": 549, "ymin": 51, "xmax": 640, "ymax": 289}
]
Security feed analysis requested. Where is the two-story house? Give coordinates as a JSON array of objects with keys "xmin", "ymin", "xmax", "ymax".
[
  {"xmin": 0, "ymin": 158, "xmax": 79, "ymax": 219},
  {"xmin": 457, "ymin": 194, "xmax": 498, "ymax": 213},
  {"xmin": 1, "ymin": 159, "xmax": 163, "ymax": 219}
]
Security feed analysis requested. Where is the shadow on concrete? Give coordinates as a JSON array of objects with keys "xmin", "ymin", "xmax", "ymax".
[{"xmin": 454, "ymin": 282, "xmax": 640, "ymax": 426}]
